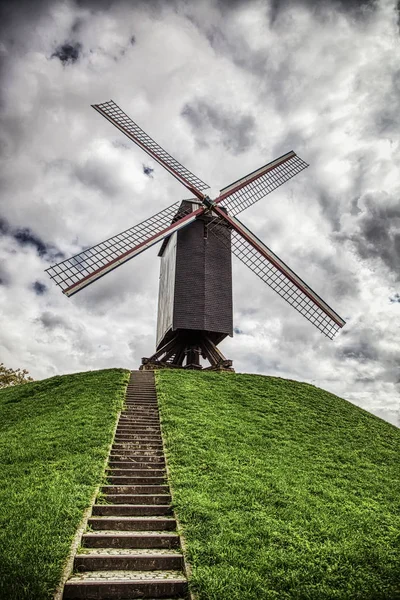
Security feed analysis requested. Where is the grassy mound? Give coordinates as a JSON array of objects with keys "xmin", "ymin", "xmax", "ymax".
[
  {"xmin": 156, "ymin": 370, "xmax": 400, "ymax": 600},
  {"xmin": 0, "ymin": 368, "xmax": 129, "ymax": 600}
]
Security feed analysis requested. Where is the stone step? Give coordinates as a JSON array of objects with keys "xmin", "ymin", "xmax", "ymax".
[
  {"xmin": 107, "ymin": 469, "xmax": 166, "ymax": 478},
  {"xmin": 82, "ymin": 531, "xmax": 180, "ymax": 549},
  {"xmin": 112, "ymin": 446, "xmax": 164, "ymax": 452},
  {"xmin": 92, "ymin": 504, "xmax": 172, "ymax": 517},
  {"xmin": 108, "ymin": 460, "xmax": 165, "ymax": 469},
  {"xmin": 110, "ymin": 448, "xmax": 164, "ymax": 455},
  {"xmin": 118, "ymin": 420, "xmax": 160, "ymax": 425},
  {"xmin": 104, "ymin": 494, "xmax": 171, "ymax": 505},
  {"xmin": 124, "ymin": 406, "xmax": 158, "ymax": 410},
  {"xmin": 119, "ymin": 414, "xmax": 159, "ymax": 418},
  {"xmin": 114, "ymin": 436, "xmax": 162, "ymax": 443},
  {"xmin": 102, "ymin": 485, "xmax": 169, "ymax": 495},
  {"xmin": 120, "ymin": 413, "xmax": 160, "ymax": 418},
  {"xmin": 113, "ymin": 442, "xmax": 163, "ymax": 448},
  {"xmin": 125, "ymin": 398, "xmax": 158, "ymax": 402},
  {"xmin": 123, "ymin": 403, "xmax": 158, "ymax": 407},
  {"xmin": 74, "ymin": 550, "xmax": 183, "ymax": 572},
  {"xmin": 125, "ymin": 391, "xmax": 157, "ymax": 394},
  {"xmin": 107, "ymin": 476, "xmax": 166, "ymax": 485},
  {"xmin": 88, "ymin": 516, "xmax": 176, "ymax": 531},
  {"xmin": 115, "ymin": 428, "xmax": 161, "ymax": 433},
  {"xmin": 119, "ymin": 418, "xmax": 160, "ymax": 422},
  {"xmin": 63, "ymin": 570, "xmax": 187, "ymax": 599},
  {"xmin": 108, "ymin": 458, "xmax": 165, "ymax": 467}
]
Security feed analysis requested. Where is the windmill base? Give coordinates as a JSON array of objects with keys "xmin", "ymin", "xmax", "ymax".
[{"xmin": 140, "ymin": 333, "xmax": 234, "ymax": 372}]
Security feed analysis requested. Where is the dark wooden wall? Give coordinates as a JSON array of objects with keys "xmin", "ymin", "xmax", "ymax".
[{"xmin": 157, "ymin": 201, "xmax": 233, "ymax": 349}]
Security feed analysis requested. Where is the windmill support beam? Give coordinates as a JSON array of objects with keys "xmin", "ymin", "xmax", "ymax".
[{"xmin": 140, "ymin": 332, "xmax": 234, "ymax": 372}]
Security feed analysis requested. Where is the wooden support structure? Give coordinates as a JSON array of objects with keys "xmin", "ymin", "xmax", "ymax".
[{"xmin": 140, "ymin": 332, "xmax": 234, "ymax": 371}]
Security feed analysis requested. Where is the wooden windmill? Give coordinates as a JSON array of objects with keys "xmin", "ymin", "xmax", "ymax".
[{"xmin": 46, "ymin": 100, "xmax": 345, "ymax": 370}]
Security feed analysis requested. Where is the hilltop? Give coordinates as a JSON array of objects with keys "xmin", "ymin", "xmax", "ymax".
[
  {"xmin": 0, "ymin": 369, "xmax": 128, "ymax": 600},
  {"xmin": 0, "ymin": 368, "xmax": 399, "ymax": 599},
  {"xmin": 156, "ymin": 370, "xmax": 400, "ymax": 600}
]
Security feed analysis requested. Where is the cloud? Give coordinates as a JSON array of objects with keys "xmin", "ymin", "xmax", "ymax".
[
  {"xmin": 51, "ymin": 42, "xmax": 82, "ymax": 64},
  {"xmin": 143, "ymin": 165, "xmax": 154, "ymax": 177},
  {"xmin": 337, "ymin": 191, "xmax": 400, "ymax": 280},
  {"xmin": 0, "ymin": 0, "xmax": 399, "ymax": 428},
  {"xmin": 0, "ymin": 218, "xmax": 64, "ymax": 262},
  {"xmin": 182, "ymin": 99, "xmax": 255, "ymax": 154},
  {"xmin": 39, "ymin": 311, "xmax": 69, "ymax": 330},
  {"xmin": 33, "ymin": 281, "xmax": 48, "ymax": 295},
  {"xmin": 389, "ymin": 292, "xmax": 400, "ymax": 303}
]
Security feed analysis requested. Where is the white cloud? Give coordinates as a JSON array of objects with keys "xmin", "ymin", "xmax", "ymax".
[{"xmin": 0, "ymin": 0, "xmax": 399, "ymax": 427}]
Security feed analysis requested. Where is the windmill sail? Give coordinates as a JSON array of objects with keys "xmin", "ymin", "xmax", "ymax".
[
  {"xmin": 46, "ymin": 201, "xmax": 200, "ymax": 297},
  {"xmin": 210, "ymin": 206, "xmax": 345, "ymax": 339},
  {"xmin": 216, "ymin": 151, "xmax": 308, "ymax": 215},
  {"xmin": 93, "ymin": 100, "xmax": 209, "ymax": 199}
]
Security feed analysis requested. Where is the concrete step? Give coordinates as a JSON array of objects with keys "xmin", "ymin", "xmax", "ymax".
[
  {"xmin": 92, "ymin": 504, "xmax": 172, "ymax": 517},
  {"xmin": 102, "ymin": 485, "xmax": 169, "ymax": 495},
  {"xmin": 64, "ymin": 570, "xmax": 187, "ymax": 599},
  {"xmin": 82, "ymin": 531, "xmax": 180, "ymax": 549},
  {"xmin": 88, "ymin": 516, "xmax": 176, "ymax": 531},
  {"xmin": 74, "ymin": 550, "xmax": 183, "ymax": 572},
  {"xmin": 104, "ymin": 494, "xmax": 171, "ymax": 505}
]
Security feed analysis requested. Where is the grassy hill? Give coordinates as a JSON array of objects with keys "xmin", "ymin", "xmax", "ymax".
[
  {"xmin": 156, "ymin": 370, "xmax": 400, "ymax": 600},
  {"xmin": 0, "ymin": 368, "xmax": 128, "ymax": 600},
  {"xmin": 0, "ymin": 368, "xmax": 399, "ymax": 600}
]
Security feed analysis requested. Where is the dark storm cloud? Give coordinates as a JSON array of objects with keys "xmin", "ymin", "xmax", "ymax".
[
  {"xmin": 338, "ymin": 340, "xmax": 379, "ymax": 363},
  {"xmin": 143, "ymin": 165, "xmax": 154, "ymax": 177},
  {"xmin": 182, "ymin": 100, "xmax": 255, "ymax": 155},
  {"xmin": 52, "ymin": 42, "xmax": 82, "ymax": 65},
  {"xmin": 338, "ymin": 193, "xmax": 400, "ymax": 279},
  {"xmin": 33, "ymin": 281, "xmax": 47, "ymax": 295},
  {"xmin": 0, "ymin": 216, "xmax": 64, "ymax": 262},
  {"xmin": 0, "ymin": 218, "xmax": 9, "ymax": 235},
  {"xmin": 74, "ymin": 161, "xmax": 121, "ymax": 196},
  {"xmin": 268, "ymin": 0, "xmax": 377, "ymax": 26},
  {"xmin": 0, "ymin": 263, "xmax": 10, "ymax": 286},
  {"xmin": 389, "ymin": 293, "xmax": 400, "ymax": 304},
  {"xmin": 304, "ymin": 250, "xmax": 359, "ymax": 300},
  {"xmin": 14, "ymin": 228, "xmax": 52, "ymax": 258},
  {"xmin": 39, "ymin": 311, "xmax": 69, "ymax": 330}
]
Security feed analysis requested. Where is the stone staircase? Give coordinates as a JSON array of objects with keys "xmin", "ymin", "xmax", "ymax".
[{"xmin": 63, "ymin": 370, "xmax": 188, "ymax": 599}]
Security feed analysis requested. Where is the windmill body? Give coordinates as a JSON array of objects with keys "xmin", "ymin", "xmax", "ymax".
[
  {"xmin": 46, "ymin": 100, "xmax": 346, "ymax": 370},
  {"xmin": 156, "ymin": 200, "xmax": 233, "ymax": 368}
]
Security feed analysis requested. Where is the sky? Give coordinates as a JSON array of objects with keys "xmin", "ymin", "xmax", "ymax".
[{"xmin": 0, "ymin": 0, "xmax": 399, "ymax": 426}]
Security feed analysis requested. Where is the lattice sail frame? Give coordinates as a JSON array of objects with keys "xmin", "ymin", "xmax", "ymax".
[
  {"xmin": 209, "ymin": 207, "xmax": 345, "ymax": 339},
  {"xmin": 93, "ymin": 100, "xmax": 209, "ymax": 199},
  {"xmin": 216, "ymin": 151, "xmax": 308, "ymax": 216},
  {"xmin": 45, "ymin": 201, "xmax": 196, "ymax": 296}
]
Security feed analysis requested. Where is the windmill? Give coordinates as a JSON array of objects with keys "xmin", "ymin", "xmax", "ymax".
[{"xmin": 46, "ymin": 100, "xmax": 345, "ymax": 370}]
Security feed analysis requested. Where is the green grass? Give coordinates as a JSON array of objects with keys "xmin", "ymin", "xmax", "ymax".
[
  {"xmin": 0, "ymin": 368, "xmax": 129, "ymax": 600},
  {"xmin": 156, "ymin": 370, "xmax": 400, "ymax": 600}
]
